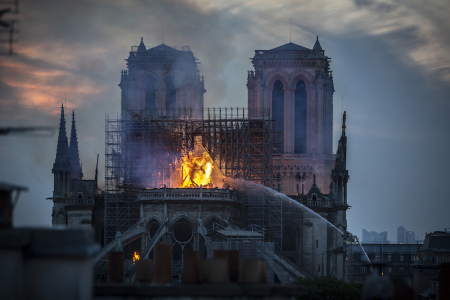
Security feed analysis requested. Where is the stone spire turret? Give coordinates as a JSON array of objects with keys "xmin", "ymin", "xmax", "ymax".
[
  {"xmin": 331, "ymin": 111, "xmax": 349, "ymax": 205},
  {"xmin": 52, "ymin": 104, "xmax": 71, "ymax": 195},
  {"xmin": 307, "ymin": 174, "xmax": 322, "ymax": 195},
  {"xmin": 313, "ymin": 36, "xmax": 323, "ymax": 51},
  {"xmin": 69, "ymin": 110, "xmax": 83, "ymax": 179},
  {"xmin": 137, "ymin": 37, "xmax": 146, "ymax": 52}
]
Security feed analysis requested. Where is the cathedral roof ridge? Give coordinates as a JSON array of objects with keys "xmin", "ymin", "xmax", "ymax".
[
  {"xmin": 130, "ymin": 41, "xmax": 192, "ymax": 56},
  {"xmin": 148, "ymin": 43, "xmax": 182, "ymax": 53},
  {"xmin": 270, "ymin": 42, "xmax": 311, "ymax": 51}
]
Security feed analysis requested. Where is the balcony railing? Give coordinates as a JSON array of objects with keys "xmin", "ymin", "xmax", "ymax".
[{"xmin": 137, "ymin": 188, "xmax": 239, "ymax": 203}]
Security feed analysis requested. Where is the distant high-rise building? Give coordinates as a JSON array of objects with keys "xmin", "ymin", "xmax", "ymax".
[
  {"xmin": 398, "ymin": 226, "xmax": 415, "ymax": 243},
  {"xmin": 362, "ymin": 229, "xmax": 387, "ymax": 242}
]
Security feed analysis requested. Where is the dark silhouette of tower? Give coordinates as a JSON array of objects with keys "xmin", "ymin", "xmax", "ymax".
[
  {"xmin": 52, "ymin": 104, "xmax": 71, "ymax": 197},
  {"xmin": 69, "ymin": 110, "xmax": 83, "ymax": 180}
]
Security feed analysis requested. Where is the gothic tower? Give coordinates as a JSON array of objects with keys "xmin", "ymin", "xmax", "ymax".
[
  {"xmin": 119, "ymin": 38, "xmax": 206, "ymax": 120},
  {"xmin": 247, "ymin": 37, "xmax": 335, "ymax": 194},
  {"xmin": 51, "ymin": 104, "xmax": 71, "ymax": 225},
  {"xmin": 69, "ymin": 110, "xmax": 83, "ymax": 180}
]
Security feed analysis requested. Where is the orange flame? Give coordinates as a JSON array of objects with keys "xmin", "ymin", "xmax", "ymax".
[
  {"xmin": 181, "ymin": 152, "xmax": 213, "ymax": 188},
  {"xmin": 133, "ymin": 251, "xmax": 140, "ymax": 263}
]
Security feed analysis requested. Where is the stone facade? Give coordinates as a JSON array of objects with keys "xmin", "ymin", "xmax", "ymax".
[
  {"xmin": 247, "ymin": 39, "xmax": 349, "ymax": 279},
  {"xmin": 137, "ymin": 188, "xmax": 241, "ymax": 260},
  {"xmin": 119, "ymin": 38, "xmax": 206, "ymax": 120},
  {"xmin": 247, "ymin": 39, "xmax": 334, "ymax": 194},
  {"xmin": 348, "ymin": 243, "xmax": 421, "ymax": 284},
  {"xmin": 49, "ymin": 37, "xmax": 350, "ymax": 282}
]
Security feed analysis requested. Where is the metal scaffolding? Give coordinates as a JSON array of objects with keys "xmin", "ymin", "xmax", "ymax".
[
  {"xmin": 201, "ymin": 108, "xmax": 283, "ymax": 251},
  {"xmin": 104, "ymin": 108, "xmax": 197, "ymax": 244},
  {"xmin": 105, "ymin": 107, "xmax": 283, "ymax": 249}
]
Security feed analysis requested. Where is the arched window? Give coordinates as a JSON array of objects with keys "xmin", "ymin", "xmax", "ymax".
[
  {"xmin": 55, "ymin": 212, "xmax": 66, "ymax": 225},
  {"xmin": 147, "ymin": 220, "xmax": 160, "ymax": 240},
  {"xmin": 144, "ymin": 77, "xmax": 156, "ymax": 109},
  {"xmin": 282, "ymin": 224, "xmax": 297, "ymax": 251},
  {"xmin": 272, "ymin": 80, "xmax": 284, "ymax": 135},
  {"xmin": 294, "ymin": 80, "xmax": 307, "ymax": 153},
  {"xmin": 166, "ymin": 78, "xmax": 176, "ymax": 111},
  {"xmin": 173, "ymin": 221, "xmax": 193, "ymax": 243},
  {"xmin": 173, "ymin": 242, "xmax": 182, "ymax": 260}
]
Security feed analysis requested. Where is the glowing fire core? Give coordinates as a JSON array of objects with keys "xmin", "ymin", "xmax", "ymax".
[
  {"xmin": 133, "ymin": 251, "xmax": 140, "ymax": 263},
  {"xmin": 181, "ymin": 152, "xmax": 214, "ymax": 188}
]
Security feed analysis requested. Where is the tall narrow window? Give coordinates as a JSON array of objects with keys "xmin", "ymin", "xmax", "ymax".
[
  {"xmin": 145, "ymin": 78, "xmax": 156, "ymax": 109},
  {"xmin": 294, "ymin": 80, "xmax": 307, "ymax": 153},
  {"xmin": 166, "ymin": 78, "xmax": 176, "ymax": 111},
  {"xmin": 272, "ymin": 80, "xmax": 284, "ymax": 136}
]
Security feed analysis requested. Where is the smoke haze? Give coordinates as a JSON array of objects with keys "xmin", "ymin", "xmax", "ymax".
[{"xmin": 1, "ymin": 0, "xmax": 449, "ymax": 240}]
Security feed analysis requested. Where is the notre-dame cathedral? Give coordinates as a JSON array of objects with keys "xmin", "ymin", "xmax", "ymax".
[{"xmin": 48, "ymin": 36, "xmax": 349, "ymax": 282}]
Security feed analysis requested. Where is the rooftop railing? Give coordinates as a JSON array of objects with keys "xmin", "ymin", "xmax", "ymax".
[{"xmin": 137, "ymin": 187, "xmax": 239, "ymax": 203}]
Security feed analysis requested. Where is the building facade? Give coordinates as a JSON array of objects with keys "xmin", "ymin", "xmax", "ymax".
[
  {"xmin": 49, "ymin": 37, "xmax": 350, "ymax": 281},
  {"xmin": 247, "ymin": 38, "xmax": 335, "ymax": 195},
  {"xmin": 348, "ymin": 242, "xmax": 421, "ymax": 284},
  {"xmin": 247, "ymin": 39, "xmax": 349, "ymax": 278},
  {"xmin": 412, "ymin": 231, "xmax": 450, "ymax": 298},
  {"xmin": 119, "ymin": 38, "xmax": 205, "ymax": 120}
]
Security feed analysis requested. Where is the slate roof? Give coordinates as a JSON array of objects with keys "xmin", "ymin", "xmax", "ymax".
[
  {"xmin": 147, "ymin": 43, "xmax": 182, "ymax": 54},
  {"xmin": 423, "ymin": 232, "xmax": 450, "ymax": 250},
  {"xmin": 270, "ymin": 42, "xmax": 310, "ymax": 51}
]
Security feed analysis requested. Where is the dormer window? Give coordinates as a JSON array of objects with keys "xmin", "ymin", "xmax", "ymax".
[
  {"xmin": 78, "ymin": 193, "xmax": 83, "ymax": 203},
  {"xmin": 313, "ymin": 195, "xmax": 317, "ymax": 201}
]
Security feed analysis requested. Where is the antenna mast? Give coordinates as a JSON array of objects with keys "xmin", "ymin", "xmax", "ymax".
[{"xmin": 290, "ymin": 19, "xmax": 292, "ymax": 42}]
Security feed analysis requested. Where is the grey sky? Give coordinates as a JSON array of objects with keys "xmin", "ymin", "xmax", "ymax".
[{"xmin": 1, "ymin": 0, "xmax": 449, "ymax": 241}]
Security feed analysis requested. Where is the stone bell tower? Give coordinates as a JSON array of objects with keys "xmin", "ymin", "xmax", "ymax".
[
  {"xmin": 247, "ymin": 37, "xmax": 335, "ymax": 194},
  {"xmin": 119, "ymin": 38, "xmax": 206, "ymax": 120}
]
